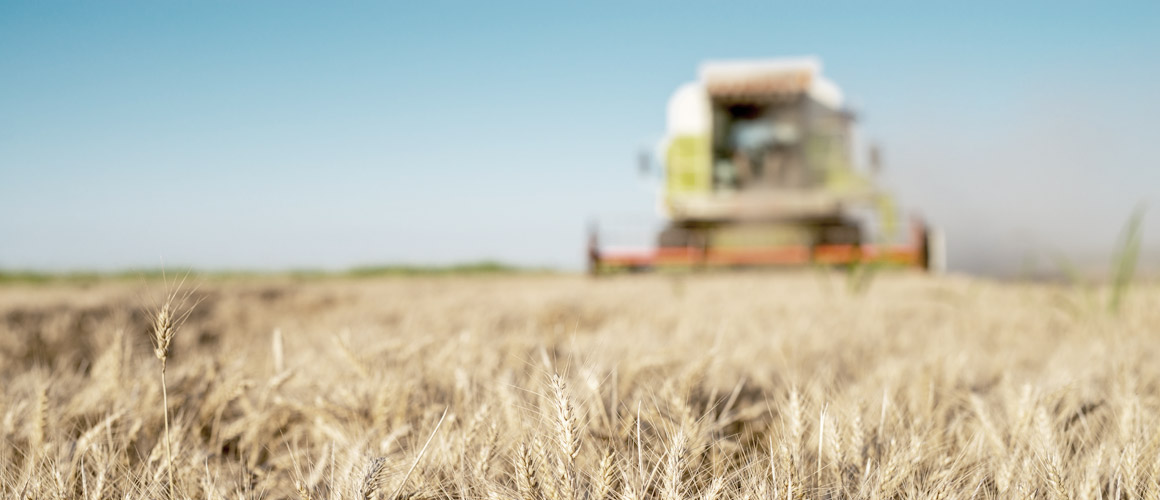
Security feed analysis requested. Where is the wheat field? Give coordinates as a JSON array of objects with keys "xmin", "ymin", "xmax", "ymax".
[{"xmin": 1, "ymin": 272, "xmax": 1158, "ymax": 499}]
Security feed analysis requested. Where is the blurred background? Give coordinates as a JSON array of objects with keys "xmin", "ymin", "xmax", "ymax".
[{"xmin": 1, "ymin": 1, "xmax": 1157, "ymax": 277}]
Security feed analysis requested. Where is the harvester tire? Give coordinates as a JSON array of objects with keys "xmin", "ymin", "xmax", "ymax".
[
  {"xmin": 816, "ymin": 222, "xmax": 863, "ymax": 246},
  {"xmin": 658, "ymin": 226, "xmax": 697, "ymax": 248}
]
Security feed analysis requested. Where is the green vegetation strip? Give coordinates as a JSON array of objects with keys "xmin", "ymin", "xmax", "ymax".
[{"xmin": 0, "ymin": 260, "xmax": 548, "ymax": 284}]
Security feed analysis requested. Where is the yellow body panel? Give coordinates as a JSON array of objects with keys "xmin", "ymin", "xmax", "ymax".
[{"xmin": 664, "ymin": 134, "xmax": 712, "ymax": 201}]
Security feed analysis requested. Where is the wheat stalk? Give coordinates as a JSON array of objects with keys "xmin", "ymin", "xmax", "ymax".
[
  {"xmin": 594, "ymin": 449, "xmax": 618, "ymax": 500},
  {"xmin": 551, "ymin": 374, "xmax": 580, "ymax": 500},
  {"xmin": 360, "ymin": 457, "xmax": 388, "ymax": 500},
  {"xmin": 515, "ymin": 442, "xmax": 542, "ymax": 500},
  {"xmin": 146, "ymin": 271, "xmax": 199, "ymax": 499},
  {"xmin": 662, "ymin": 428, "xmax": 688, "ymax": 500}
]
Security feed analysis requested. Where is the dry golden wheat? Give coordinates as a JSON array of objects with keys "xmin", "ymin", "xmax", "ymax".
[{"xmin": 0, "ymin": 272, "xmax": 1157, "ymax": 499}]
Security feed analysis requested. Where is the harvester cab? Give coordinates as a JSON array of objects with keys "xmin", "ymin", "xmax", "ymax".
[{"xmin": 590, "ymin": 57, "xmax": 943, "ymax": 274}]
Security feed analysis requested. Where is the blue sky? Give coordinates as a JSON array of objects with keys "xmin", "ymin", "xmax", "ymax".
[{"xmin": 2, "ymin": 1, "xmax": 1158, "ymax": 273}]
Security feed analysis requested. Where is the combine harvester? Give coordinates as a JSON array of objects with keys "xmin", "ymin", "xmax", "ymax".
[{"xmin": 588, "ymin": 57, "xmax": 944, "ymax": 274}]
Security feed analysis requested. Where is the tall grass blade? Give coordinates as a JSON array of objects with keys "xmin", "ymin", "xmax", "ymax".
[{"xmin": 1108, "ymin": 204, "xmax": 1145, "ymax": 314}]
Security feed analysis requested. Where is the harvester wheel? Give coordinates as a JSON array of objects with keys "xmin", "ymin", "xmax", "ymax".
[
  {"xmin": 587, "ymin": 223, "xmax": 601, "ymax": 276},
  {"xmin": 917, "ymin": 221, "xmax": 945, "ymax": 272},
  {"xmin": 657, "ymin": 225, "xmax": 694, "ymax": 248},
  {"xmin": 816, "ymin": 222, "xmax": 863, "ymax": 246}
]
